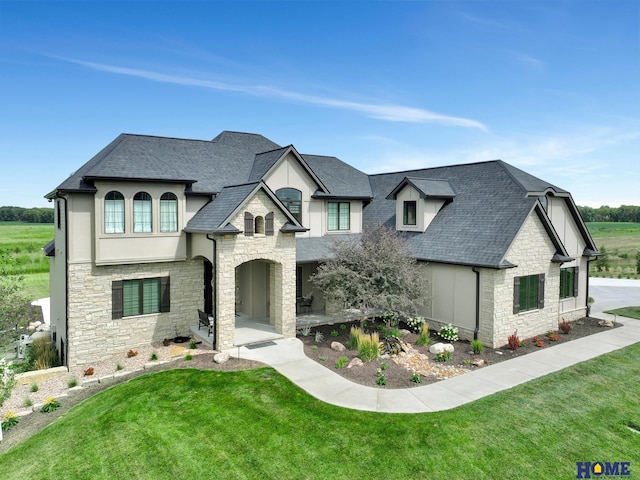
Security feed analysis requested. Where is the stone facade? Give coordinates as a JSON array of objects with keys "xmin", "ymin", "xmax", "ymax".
[
  {"xmin": 482, "ymin": 214, "xmax": 560, "ymax": 348},
  {"xmin": 66, "ymin": 259, "xmax": 202, "ymax": 367},
  {"xmin": 214, "ymin": 190, "xmax": 297, "ymax": 349}
]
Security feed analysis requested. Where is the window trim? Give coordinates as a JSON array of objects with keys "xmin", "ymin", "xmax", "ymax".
[
  {"xmin": 104, "ymin": 191, "xmax": 125, "ymax": 234},
  {"xmin": 159, "ymin": 192, "xmax": 178, "ymax": 232},
  {"xmin": 403, "ymin": 200, "xmax": 417, "ymax": 226},
  {"xmin": 276, "ymin": 188, "xmax": 302, "ymax": 223},
  {"xmin": 328, "ymin": 201, "xmax": 350, "ymax": 231},
  {"xmin": 112, "ymin": 277, "xmax": 170, "ymax": 319},
  {"xmin": 133, "ymin": 192, "xmax": 153, "ymax": 233},
  {"xmin": 513, "ymin": 273, "xmax": 545, "ymax": 314},
  {"xmin": 560, "ymin": 267, "xmax": 578, "ymax": 299}
]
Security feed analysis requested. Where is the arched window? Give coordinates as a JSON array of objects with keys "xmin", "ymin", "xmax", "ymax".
[
  {"xmin": 160, "ymin": 192, "xmax": 178, "ymax": 232},
  {"xmin": 276, "ymin": 188, "xmax": 302, "ymax": 223},
  {"xmin": 133, "ymin": 192, "xmax": 152, "ymax": 233},
  {"xmin": 105, "ymin": 191, "xmax": 125, "ymax": 234},
  {"xmin": 254, "ymin": 216, "xmax": 264, "ymax": 235}
]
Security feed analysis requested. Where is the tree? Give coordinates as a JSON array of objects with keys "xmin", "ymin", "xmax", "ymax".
[
  {"xmin": 636, "ymin": 251, "xmax": 640, "ymax": 275},
  {"xmin": 0, "ymin": 263, "xmax": 32, "ymax": 355},
  {"xmin": 594, "ymin": 245, "xmax": 610, "ymax": 272},
  {"xmin": 310, "ymin": 227, "xmax": 428, "ymax": 322}
]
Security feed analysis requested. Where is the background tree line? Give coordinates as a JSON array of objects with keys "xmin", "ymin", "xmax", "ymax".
[
  {"xmin": 577, "ymin": 205, "xmax": 640, "ymax": 223},
  {"xmin": 0, "ymin": 206, "xmax": 54, "ymax": 224}
]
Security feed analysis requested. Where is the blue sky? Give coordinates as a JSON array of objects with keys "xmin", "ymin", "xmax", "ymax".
[{"xmin": 1, "ymin": 1, "xmax": 638, "ymax": 209}]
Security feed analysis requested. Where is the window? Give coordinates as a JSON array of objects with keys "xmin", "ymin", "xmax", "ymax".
[
  {"xmin": 276, "ymin": 188, "xmax": 302, "ymax": 222},
  {"xmin": 112, "ymin": 277, "xmax": 170, "ymax": 319},
  {"xmin": 160, "ymin": 192, "xmax": 178, "ymax": 232},
  {"xmin": 513, "ymin": 274, "xmax": 545, "ymax": 313},
  {"xmin": 255, "ymin": 215, "xmax": 264, "ymax": 235},
  {"xmin": 328, "ymin": 202, "xmax": 350, "ymax": 231},
  {"xmin": 403, "ymin": 201, "xmax": 417, "ymax": 225},
  {"xmin": 560, "ymin": 267, "xmax": 578, "ymax": 299},
  {"xmin": 105, "ymin": 191, "xmax": 125, "ymax": 234},
  {"xmin": 133, "ymin": 192, "xmax": 152, "ymax": 233}
]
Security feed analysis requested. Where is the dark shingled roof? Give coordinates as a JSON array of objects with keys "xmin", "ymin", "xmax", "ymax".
[
  {"xmin": 296, "ymin": 234, "xmax": 362, "ymax": 263},
  {"xmin": 303, "ymin": 154, "xmax": 372, "ymax": 198},
  {"xmin": 386, "ymin": 177, "xmax": 457, "ymax": 200},
  {"xmin": 364, "ymin": 160, "xmax": 568, "ymax": 269}
]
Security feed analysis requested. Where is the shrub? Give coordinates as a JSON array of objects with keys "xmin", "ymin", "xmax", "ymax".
[
  {"xmin": 439, "ymin": 324, "xmax": 458, "ymax": 342},
  {"xmin": 1, "ymin": 411, "xmax": 19, "ymax": 431},
  {"xmin": 185, "ymin": 354, "xmax": 193, "ymax": 361},
  {"xmin": 311, "ymin": 345, "xmax": 318, "ymax": 351},
  {"xmin": 319, "ymin": 355, "xmax": 328, "ymax": 362},
  {"xmin": 335, "ymin": 356, "xmax": 349, "ymax": 369},
  {"xmin": 41, "ymin": 396, "xmax": 61, "ymax": 413},
  {"xmin": 376, "ymin": 369, "xmax": 387, "ymax": 385},
  {"xmin": 471, "ymin": 340, "xmax": 484, "ymax": 355},
  {"xmin": 348, "ymin": 326, "xmax": 362, "ymax": 350},
  {"xmin": 30, "ymin": 383, "xmax": 39, "ymax": 392},
  {"xmin": 298, "ymin": 326, "xmax": 312, "ymax": 336},
  {"xmin": 189, "ymin": 340, "xmax": 198, "ymax": 349},
  {"xmin": 0, "ymin": 358, "xmax": 16, "ymax": 407},
  {"xmin": 339, "ymin": 324, "xmax": 347, "ymax": 330},
  {"xmin": 559, "ymin": 319, "xmax": 572, "ymax": 334},
  {"xmin": 434, "ymin": 352, "xmax": 451, "ymax": 362},
  {"xmin": 507, "ymin": 331, "xmax": 520, "ymax": 350},
  {"xmin": 405, "ymin": 316, "xmax": 426, "ymax": 333},
  {"xmin": 411, "ymin": 371, "xmax": 421, "ymax": 384},
  {"xmin": 149, "ymin": 352, "xmax": 158, "ymax": 361},
  {"xmin": 533, "ymin": 336, "xmax": 544, "ymax": 347},
  {"xmin": 382, "ymin": 310, "xmax": 399, "ymax": 326},
  {"xmin": 314, "ymin": 331, "xmax": 324, "ymax": 343},
  {"xmin": 31, "ymin": 338, "xmax": 59, "ymax": 370},
  {"xmin": 415, "ymin": 324, "xmax": 431, "ymax": 347},
  {"xmin": 23, "ymin": 397, "xmax": 33, "ymax": 408},
  {"xmin": 380, "ymin": 361, "xmax": 387, "ymax": 371},
  {"xmin": 358, "ymin": 331, "xmax": 380, "ymax": 362},
  {"xmin": 67, "ymin": 378, "xmax": 78, "ymax": 388},
  {"xmin": 127, "ymin": 349, "xmax": 139, "ymax": 358},
  {"xmin": 330, "ymin": 330, "xmax": 339, "ymax": 337},
  {"xmin": 547, "ymin": 331, "xmax": 561, "ymax": 342},
  {"xmin": 116, "ymin": 363, "xmax": 124, "ymax": 371}
]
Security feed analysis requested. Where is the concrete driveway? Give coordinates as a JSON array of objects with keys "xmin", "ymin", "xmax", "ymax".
[{"xmin": 589, "ymin": 278, "xmax": 640, "ymax": 316}]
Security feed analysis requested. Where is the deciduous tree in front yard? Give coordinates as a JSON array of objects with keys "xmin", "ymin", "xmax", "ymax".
[
  {"xmin": 0, "ymin": 260, "xmax": 31, "ymax": 355},
  {"xmin": 310, "ymin": 227, "xmax": 428, "ymax": 322}
]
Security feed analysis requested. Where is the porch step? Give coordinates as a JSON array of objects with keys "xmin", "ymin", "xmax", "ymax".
[{"xmin": 190, "ymin": 326, "xmax": 214, "ymax": 347}]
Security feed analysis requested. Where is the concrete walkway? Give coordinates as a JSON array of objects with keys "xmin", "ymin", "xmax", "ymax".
[{"xmin": 230, "ymin": 314, "xmax": 640, "ymax": 413}]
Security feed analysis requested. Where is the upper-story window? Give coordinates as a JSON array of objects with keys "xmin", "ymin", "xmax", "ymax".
[
  {"xmin": 105, "ymin": 191, "xmax": 125, "ymax": 234},
  {"xmin": 160, "ymin": 192, "xmax": 178, "ymax": 232},
  {"xmin": 403, "ymin": 201, "xmax": 417, "ymax": 225},
  {"xmin": 133, "ymin": 192, "xmax": 152, "ymax": 233},
  {"xmin": 276, "ymin": 188, "xmax": 302, "ymax": 223},
  {"xmin": 255, "ymin": 215, "xmax": 265, "ymax": 235},
  {"xmin": 328, "ymin": 201, "xmax": 350, "ymax": 231}
]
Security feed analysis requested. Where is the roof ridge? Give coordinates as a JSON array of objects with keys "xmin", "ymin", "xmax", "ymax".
[{"xmin": 368, "ymin": 159, "xmax": 502, "ymax": 177}]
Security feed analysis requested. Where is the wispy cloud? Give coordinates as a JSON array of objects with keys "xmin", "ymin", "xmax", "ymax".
[
  {"xmin": 58, "ymin": 56, "xmax": 488, "ymax": 131},
  {"xmin": 508, "ymin": 50, "xmax": 545, "ymax": 72}
]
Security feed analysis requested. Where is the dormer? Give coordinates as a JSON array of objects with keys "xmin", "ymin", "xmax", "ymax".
[{"xmin": 386, "ymin": 177, "xmax": 456, "ymax": 232}]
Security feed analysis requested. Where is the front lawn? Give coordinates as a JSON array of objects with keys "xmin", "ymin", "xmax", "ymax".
[
  {"xmin": 2, "ymin": 344, "xmax": 640, "ymax": 479},
  {"xmin": 605, "ymin": 306, "xmax": 640, "ymax": 320}
]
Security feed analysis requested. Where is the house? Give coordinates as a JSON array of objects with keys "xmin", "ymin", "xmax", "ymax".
[{"xmin": 45, "ymin": 131, "xmax": 598, "ymax": 367}]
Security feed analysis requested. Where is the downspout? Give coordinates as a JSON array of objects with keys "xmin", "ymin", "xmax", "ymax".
[
  {"xmin": 56, "ymin": 193, "xmax": 69, "ymax": 367},
  {"xmin": 206, "ymin": 234, "xmax": 217, "ymax": 349},
  {"xmin": 472, "ymin": 267, "xmax": 480, "ymax": 340},
  {"xmin": 586, "ymin": 257, "xmax": 594, "ymax": 316}
]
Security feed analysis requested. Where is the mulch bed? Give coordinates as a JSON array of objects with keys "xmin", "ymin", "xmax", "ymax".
[{"xmin": 298, "ymin": 316, "xmax": 618, "ymax": 389}]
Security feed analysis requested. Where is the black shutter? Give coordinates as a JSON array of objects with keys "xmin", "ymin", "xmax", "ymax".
[
  {"xmin": 160, "ymin": 276, "xmax": 170, "ymax": 312},
  {"xmin": 573, "ymin": 267, "xmax": 579, "ymax": 297},
  {"xmin": 244, "ymin": 212, "xmax": 254, "ymax": 236},
  {"xmin": 265, "ymin": 212, "xmax": 274, "ymax": 236},
  {"xmin": 513, "ymin": 277, "xmax": 520, "ymax": 314},
  {"xmin": 112, "ymin": 280, "xmax": 123, "ymax": 319},
  {"xmin": 537, "ymin": 274, "xmax": 545, "ymax": 310}
]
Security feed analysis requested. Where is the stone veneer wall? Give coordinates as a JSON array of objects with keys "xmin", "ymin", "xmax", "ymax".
[
  {"xmin": 214, "ymin": 190, "xmax": 297, "ymax": 350},
  {"xmin": 67, "ymin": 259, "xmax": 202, "ymax": 367},
  {"xmin": 483, "ymin": 214, "xmax": 560, "ymax": 348}
]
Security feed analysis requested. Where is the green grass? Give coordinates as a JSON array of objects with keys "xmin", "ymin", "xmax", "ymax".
[
  {"xmin": 586, "ymin": 222, "xmax": 640, "ymax": 279},
  {"xmin": 0, "ymin": 222, "xmax": 53, "ymax": 300},
  {"xmin": 604, "ymin": 306, "xmax": 640, "ymax": 320},
  {"xmin": 2, "ymin": 344, "xmax": 640, "ymax": 479}
]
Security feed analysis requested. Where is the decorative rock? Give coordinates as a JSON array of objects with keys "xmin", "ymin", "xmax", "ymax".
[
  {"xmin": 598, "ymin": 320, "xmax": 615, "ymax": 328},
  {"xmin": 472, "ymin": 359, "xmax": 485, "ymax": 367},
  {"xmin": 429, "ymin": 343, "xmax": 454, "ymax": 354},
  {"xmin": 399, "ymin": 329, "xmax": 411, "ymax": 337},
  {"xmin": 331, "ymin": 341, "xmax": 346, "ymax": 352},
  {"xmin": 214, "ymin": 351, "xmax": 231, "ymax": 364},
  {"xmin": 347, "ymin": 358, "xmax": 363, "ymax": 368}
]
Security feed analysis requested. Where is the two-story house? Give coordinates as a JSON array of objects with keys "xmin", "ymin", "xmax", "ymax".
[{"xmin": 45, "ymin": 131, "xmax": 598, "ymax": 367}]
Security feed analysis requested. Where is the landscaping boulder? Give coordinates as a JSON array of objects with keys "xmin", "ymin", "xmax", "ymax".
[
  {"xmin": 214, "ymin": 351, "xmax": 231, "ymax": 364},
  {"xmin": 347, "ymin": 358, "xmax": 363, "ymax": 368},
  {"xmin": 429, "ymin": 343, "xmax": 454, "ymax": 354},
  {"xmin": 382, "ymin": 336, "xmax": 409, "ymax": 355},
  {"xmin": 598, "ymin": 319, "xmax": 615, "ymax": 328},
  {"xmin": 331, "ymin": 341, "xmax": 346, "ymax": 352}
]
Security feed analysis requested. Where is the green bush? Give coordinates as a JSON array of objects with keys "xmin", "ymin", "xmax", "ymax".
[
  {"xmin": 358, "ymin": 331, "xmax": 380, "ymax": 362},
  {"xmin": 416, "ymin": 323, "xmax": 431, "ymax": 347},
  {"xmin": 1, "ymin": 411, "xmax": 19, "ymax": 431},
  {"xmin": 471, "ymin": 340, "xmax": 484, "ymax": 354},
  {"xmin": 41, "ymin": 396, "xmax": 61, "ymax": 413},
  {"xmin": 335, "ymin": 357, "xmax": 349, "ymax": 369},
  {"xmin": 434, "ymin": 352, "xmax": 452, "ymax": 362}
]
